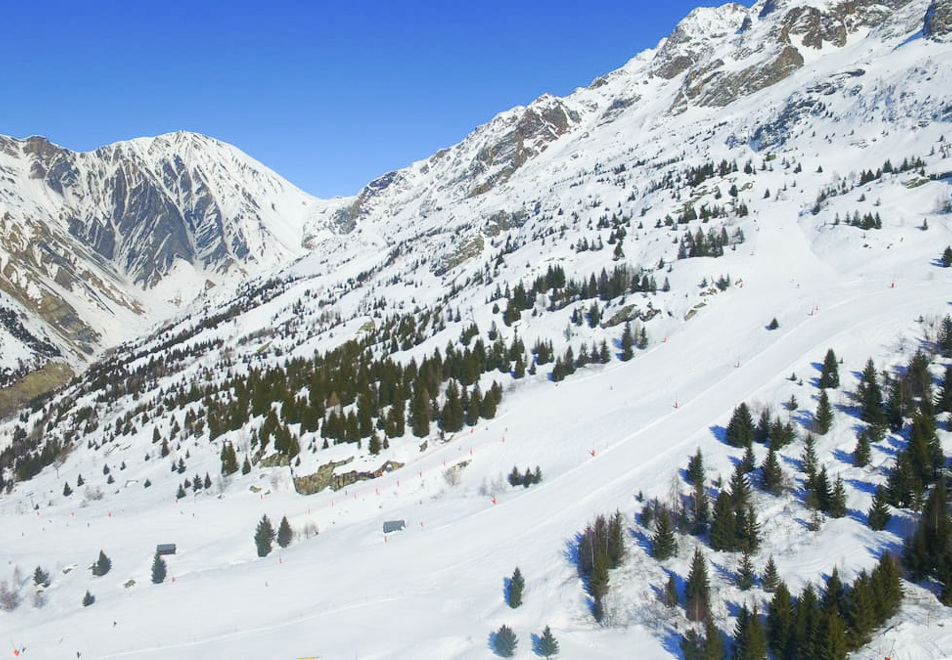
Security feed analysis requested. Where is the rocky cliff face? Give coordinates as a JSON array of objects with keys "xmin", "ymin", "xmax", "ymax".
[
  {"xmin": 0, "ymin": 131, "xmax": 319, "ymax": 380},
  {"xmin": 925, "ymin": 0, "xmax": 952, "ymax": 40}
]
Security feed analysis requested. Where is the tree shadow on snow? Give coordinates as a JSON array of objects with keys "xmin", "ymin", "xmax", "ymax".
[
  {"xmin": 660, "ymin": 627, "xmax": 686, "ymax": 658},
  {"xmin": 832, "ymin": 449, "xmax": 854, "ymax": 466},
  {"xmin": 810, "ymin": 361, "xmax": 823, "ymax": 388},
  {"xmin": 709, "ymin": 424, "xmax": 727, "ymax": 445},
  {"xmin": 631, "ymin": 526, "xmax": 653, "ymax": 555},
  {"xmin": 530, "ymin": 633, "xmax": 542, "ymax": 656},
  {"xmin": 847, "ymin": 507, "xmax": 867, "ymax": 525},
  {"xmin": 501, "ymin": 576, "xmax": 511, "ymax": 604},
  {"xmin": 845, "ymin": 478, "xmax": 876, "ymax": 496},
  {"xmin": 711, "ymin": 559, "xmax": 734, "ymax": 584}
]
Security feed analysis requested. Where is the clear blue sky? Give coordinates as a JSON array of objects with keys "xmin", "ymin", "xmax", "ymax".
[{"xmin": 0, "ymin": 1, "xmax": 730, "ymax": 198}]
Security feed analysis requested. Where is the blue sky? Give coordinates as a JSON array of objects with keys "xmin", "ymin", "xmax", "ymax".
[{"xmin": 1, "ymin": 1, "xmax": 732, "ymax": 198}]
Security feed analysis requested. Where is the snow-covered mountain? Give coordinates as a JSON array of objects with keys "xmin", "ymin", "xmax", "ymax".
[
  {"xmin": 0, "ymin": 130, "xmax": 330, "ymax": 398},
  {"xmin": 2, "ymin": 0, "xmax": 952, "ymax": 658}
]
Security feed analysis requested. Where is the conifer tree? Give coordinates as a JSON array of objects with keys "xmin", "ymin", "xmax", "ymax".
[
  {"xmin": 799, "ymin": 435, "xmax": 817, "ymax": 489},
  {"xmin": 151, "ymin": 552, "xmax": 167, "ymax": 584},
  {"xmin": 794, "ymin": 583, "xmax": 821, "ymax": 660},
  {"xmin": 739, "ymin": 444, "xmax": 756, "ymax": 474},
  {"xmin": 760, "ymin": 447, "xmax": 783, "ymax": 495},
  {"xmin": 410, "ymin": 383, "xmax": 431, "ymax": 437},
  {"xmin": 704, "ymin": 615, "xmax": 725, "ymax": 660},
  {"xmin": 767, "ymin": 581, "xmax": 794, "ymax": 658},
  {"xmin": 736, "ymin": 550, "xmax": 755, "ymax": 590},
  {"xmin": 710, "ymin": 491, "xmax": 736, "ymax": 551},
  {"xmin": 220, "ymin": 442, "xmax": 238, "ymax": 476},
  {"xmin": 819, "ymin": 348, "xmax": 840, "ymax": 389},
  {"xmin": 815, "ymin": 390, "xmax": 834, "ymax": 434},
  {"xmin": 254, "ymin": 514, "xmax": 276, "ymax": 558},
  {"xmin": 82, "ymin": 590, "xmax": 95, "ymax": 607},
  {"xmin": 729, "ymin": 465, "xmax": 752, "ymax": 511},
  {"xmin": 687, "ymin": 448, "xmax": 705, "ymax": 486},
  {"xmin": 277, "ymin": 516, "xmax": 293, "ymax": 548},
  {"xmin": 652, "ymin": 511, "xmax": 678, "ymax": 560},
  {"xmin": 732, "ymin": 603, "xmax": 767, "ymax": 660},
  {"xmin": 33, "ymin": 566, "xmax": 50, "ymax": 588},
  {"xmin": 762, "ymin": 556, "xmax": 779, "ymax": 593},
  {"xmin": 440, "ymin": 379, "xmax": 465, "ymax": 433},
  {"xmin": 821, "ymin": 610, "xmax": 849, "ymax": 660},
  {"xmin": 737, "ymin": 505, "xmax": 761, "ymax": 553},
  {"xmin": 494, "ymin": 624, "xmax": 518, "ymax": 657},
  {"xmin": 620, "ymin": 322, "xmax": 635, "ymax": 361},
  {"xmin": 755, "ymin": 408, "xmax": 771, "ymax": 444},
  {"xmin": 867, "ymin": 485, "xmax": 891, "ymax": 531},
  {"xmin": 91, "ymin": 550, "xmax": 111, "ymax": 577},
  {"xmin": 507, "ymin": 567, "xmax": 525, "ymax": 608},
  {"xmin": 828, "ymin": 476, "xmax": 847, "ymax": 518},
  {"xmin": 852, "ymin": 426, "xmax": 874, "ymax": 468},
  {"xmin": 726, "ymin": 402, "xmax": 755, "ymax": 447},
  {"xmin": 857, "ymin": 358, "xmax": 884, "ymax": 424},
  {"xmin": 538, "ymin": 625, "xmax": 559, "ymax": 658},
  {"xmin": 685, "ymin": 547, "xmax": 711, "ymax": 622},
  {"xmin": 845, "ymin": 570, "xmax": 876, "ymax": 648},
  {"xmin": 63, "ymin": 482, "xmax": 72, "ymax": 497},
  {"xmin": 689, "ymin": 481, "xmax": 710, "ymax": 536}
]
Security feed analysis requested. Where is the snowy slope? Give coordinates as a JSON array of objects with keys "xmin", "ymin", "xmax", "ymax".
[{"xmin": 2, "ymin": 0, "xmax": 952, "ymax": 658}]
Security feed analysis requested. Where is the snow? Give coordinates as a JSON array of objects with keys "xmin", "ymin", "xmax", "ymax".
[{"xmin": 3, "ymin": 0, "xmax": 952, "ymax": 658}]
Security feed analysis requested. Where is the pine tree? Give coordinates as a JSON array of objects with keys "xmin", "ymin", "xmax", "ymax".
[
  {"xmin": 33, "ymin": 566, "xmax": 50, "ymax": 588},
  {"xmin": 733, "ymin": 603, "xmax": 767, "ymax": 660},
  {"xmin": 767, "ymin": 581, "xmax": 794, "ymax": 658},
  {"xmin": 689, "ymin": 481, "xmax": 710, "ymax": 535},
  {"xmin": 853, "ymin": 426, "xmax": 873, "ymax": 468},
  {"xmin": 494, "ymin": 624, "xmax": 518, "ymax": 657},
  {"xmin": 538, "ymin": 625, "xmax": 559, "ymax": 658},
  {"xmin": 801, "ymin": 433, "xmax": 818, "ymax": 484},
  {"xmin": 762, "ymin": 556, "xmax": 779, "ymax": 593},
  {"xmin": 822, "ymin": 610, "xmax": 849, "ymax": 660},
  {"xmin": 726, "ymin": 402, "xmax": 755, "ymax": 447},
  {"xmin": 507, "ymin": 567, "xmax": 525, "ymax": 608},
  {"xmin": 737, "ymin": 505, "xmax": 761, "ymax": 553},
  {"xmin": 828, "ymin": 476, "xmax": 847, "ymax": 518},
  {"xmin": 687, "ymin": 448, "xmax": 705, "ymax": 486},
  {"xmin": 739, "ymin": 444, "xmax": 756, "ymax": 474},
  {"xmin": 703, "ymin": 615, "xmax": 725, "ymax": 660},
  {"xmin": 176, "ymin": 483, "xmax": 186, "ymax": 499},
  {"xmin": 440, "ymin": 379, "xmax": 465, "ymax": 433},
  {"xmin": 620, "ymin": 322, "xmax": 635, "ymax": 361},
  {"xmin": 151, "ymin": 552, "xmax": 167, "ymax": 584},
  {"xmin": 857, "ymin": 358, "xmax": 884, "ymax": 424},
  {"xmin": 760, "ymin": 446, "xmax": 783, "ymax": 495},
  {"xmin": 685, "ymin": 547, "xmax": 711, "ymax": 622},
  {"xmin": 91, "ymin": 550, "xmax": 111, "ymax": 577},
  {"xmin": 82, "ymin": 590, "xmax": 95, "ymax": 607},
  {"xmin": 277, "ymin": 516, "xmax": 293, "ymax": 548},
  {"xmin": 254, "ymin": 514, "xmax": 275, "ymax": 558},
  {"xmin": 220, "ymin": 442, "xmax": 238, "ymax": 476},
  {"xmin": 63, "ymin": 481, "xmax": 72, "ymax": 497},
  {"xmin": 845, "ymin": 571, "xmax": 876, "ymax": 649},
  {"xmin": 819, "ymin": 348, "xmax": 840, "ymax": 389},
  {"xmin": 652, "ymin": 511, "xmax": 678, "ymax": 560},
  {"xmin": 410, "ymin": 383, "xmax": 431, "ymax": 437},
  {"xmin": 867, "ymin": 485, "xmax": 891, "ymax": 531},
  {"xmin": 815, "ymin": 390, "xmax": 834, "ymax": 434},
  {"xmin": 710, "ymin": 491, "xmax": 736, "ymax": 551},
  {"xmin": 681, "ymin": 629, "xmax": 705, "ymax": 660},
  {"xmin": 736, "ymin": 550, "xmax": 755, "ymax": 590}
]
